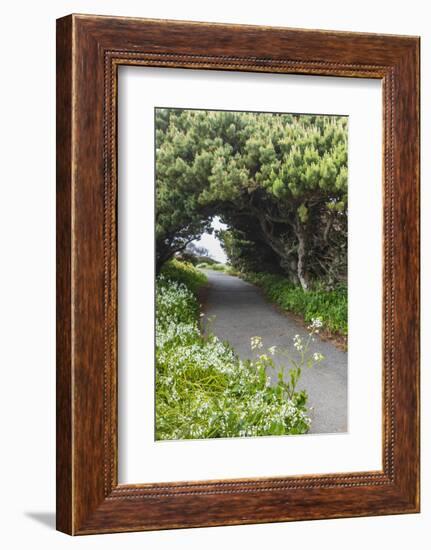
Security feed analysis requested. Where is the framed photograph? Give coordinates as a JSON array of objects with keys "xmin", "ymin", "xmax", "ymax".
[{"xmin": 56, "ymin": 14, "xmax": 420, "ymax": 535}]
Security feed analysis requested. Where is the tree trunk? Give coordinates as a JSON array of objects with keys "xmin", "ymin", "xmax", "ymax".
[
  {"xmin": 257, "ymin": 214, "xmax": 299, "ymax": 280},
  {"xmin": 295, "ymin": 224, "xmax": 308, "ymax": 291}
]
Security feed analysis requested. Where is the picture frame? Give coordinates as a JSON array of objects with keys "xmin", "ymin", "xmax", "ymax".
[{"xmin": 56, "ymin": 14, "xmax": 420, "ymax": 535}]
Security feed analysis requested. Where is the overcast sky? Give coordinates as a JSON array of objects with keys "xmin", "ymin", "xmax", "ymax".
[{"xmin": 193, "ymin": 216, "xmax": 228, "ymax": 263}]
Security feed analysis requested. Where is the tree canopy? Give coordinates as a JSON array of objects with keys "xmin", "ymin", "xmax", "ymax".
[{"xmin": 155, "ymin": 108, "xmax": 348, "ymax": 289}]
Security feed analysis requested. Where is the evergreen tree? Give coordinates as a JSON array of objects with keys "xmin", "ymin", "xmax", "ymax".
[{"xmin": 155, "ymin": 108, "xmax": 348, "ymax": 288}]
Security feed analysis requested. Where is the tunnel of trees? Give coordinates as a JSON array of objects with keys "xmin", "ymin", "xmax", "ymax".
[{"xmin": 155, "ymin": 108, "xmax": 348, "ymax": 291}]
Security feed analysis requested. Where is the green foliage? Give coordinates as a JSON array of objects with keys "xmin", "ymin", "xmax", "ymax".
[
  {"xmin": 207, "ymin": 263, "xmax": 229, "ymax": 272},
  {"xmin": 161, "ymin": 259, "xmax": 207, "ymax": 295},
  {"xmin": 218, "ymin": 226, "xmax": 283, "ymax": 275},
  {"xmin": 176, "ymin": 242, "xmax": 216, "ymax": 266},
  {"xmin": 197, "ymin": 262, "xmax": 239, "ymax": 275},
  {"xmin": 155, "ymin": 270, "xmax": 312, "ymax": 440},
  {"xmin": 156, "ymin": 108, "xmax": 348, "ymax": 286},
  {"xmin": 243, "ymin": 272, "xmax": 347, "ymax": 336}
]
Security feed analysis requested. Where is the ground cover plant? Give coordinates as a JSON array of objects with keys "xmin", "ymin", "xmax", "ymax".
[
  {"xmin": 242, "ymin": 272, "xmax": 347, "ymax": 336},
  {"xmin": 161, "ymin": 258, "xmax": 207, "ymax": 294}
]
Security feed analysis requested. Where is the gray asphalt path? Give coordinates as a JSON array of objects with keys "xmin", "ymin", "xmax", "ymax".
[{"xmin": 201, "ymin": 270, "xmax": 347, "ymax": 434}]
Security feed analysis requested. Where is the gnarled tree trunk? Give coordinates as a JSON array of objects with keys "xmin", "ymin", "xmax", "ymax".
[{"xmin": 295, "ymin": 223, "xmax": 309, "ymax": 291}]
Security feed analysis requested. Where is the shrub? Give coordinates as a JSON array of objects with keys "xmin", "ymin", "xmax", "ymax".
[
  {"xmin": 197, "ymin": 262, "xmax": 237, "ymax": 274},
  {"xmin": 209, "ymin": 263, "xmax": 228, "ymax": 271},
  {"xmin": 155, "ymin": 272, "xmax": 315, "ymax": 440},
  {"xmin": 161, "ymin": 259, "xmax": 208, "ymax": 294},
  {"xmin": 242, "ymin": 272, "xmax": 347, "ymax": 336}
]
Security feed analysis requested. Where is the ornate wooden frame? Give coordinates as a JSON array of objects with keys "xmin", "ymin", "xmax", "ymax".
[{"xmin": 56, "ymin": 14, "xmax": 420, "ymax": 535}]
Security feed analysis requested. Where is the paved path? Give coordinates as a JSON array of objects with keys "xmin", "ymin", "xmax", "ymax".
[{"xmin": 201, "ymin": 270, "xmax": 347, "ymax": 434}]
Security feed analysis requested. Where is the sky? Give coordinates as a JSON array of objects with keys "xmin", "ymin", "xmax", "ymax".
[{"xmin": 192, "ymin": 216, "xmax": 228, "ymax": 263}]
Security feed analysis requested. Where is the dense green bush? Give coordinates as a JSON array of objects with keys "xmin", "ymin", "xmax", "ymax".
[
  {"xmin": 196, "ymin": 262, "xmax": 234, "ymax": 273},
  {"xmin": 161, "ymin": 259, "xmax": 208, "ymax": 294},
  {"xmin": 155, "ymin": 266, "xmax": 312, "ymax": 440},
  {"xmin": 242, "ymin": 272, "xmax": 347, "ymax": 336},
  {"xmin": 208, "ymin": 263, "xmax": 226, "ymax": 271}
]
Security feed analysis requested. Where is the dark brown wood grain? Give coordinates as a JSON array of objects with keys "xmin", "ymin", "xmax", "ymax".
[
  {"xmin": 56, "ymin": 15, "xmax": 73, "ymax": 535},
  {"xmin": 56, "ymin": 14, "xmax": 420, "ymax": 535}
]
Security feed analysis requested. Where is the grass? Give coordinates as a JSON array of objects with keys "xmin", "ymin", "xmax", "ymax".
[
  {"xmin": 241, "ymin": 272, "xmax": 348, "ymax": 337},
  {"xmin": 155, "ymin": 260, "xmax": 311, "ymax": 440}
]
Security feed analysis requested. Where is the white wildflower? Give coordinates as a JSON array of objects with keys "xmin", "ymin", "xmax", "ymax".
[
  {"xmin": 308, "ymin": 317, "xmax": 323, "ymax": 333},
  {"xmin": 250, "ymin": 336, "xmax": 263, "ymax": 350},
  {"xmin": 293, "ymin": 334, "xmax": 303, "ymax": 351}
]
